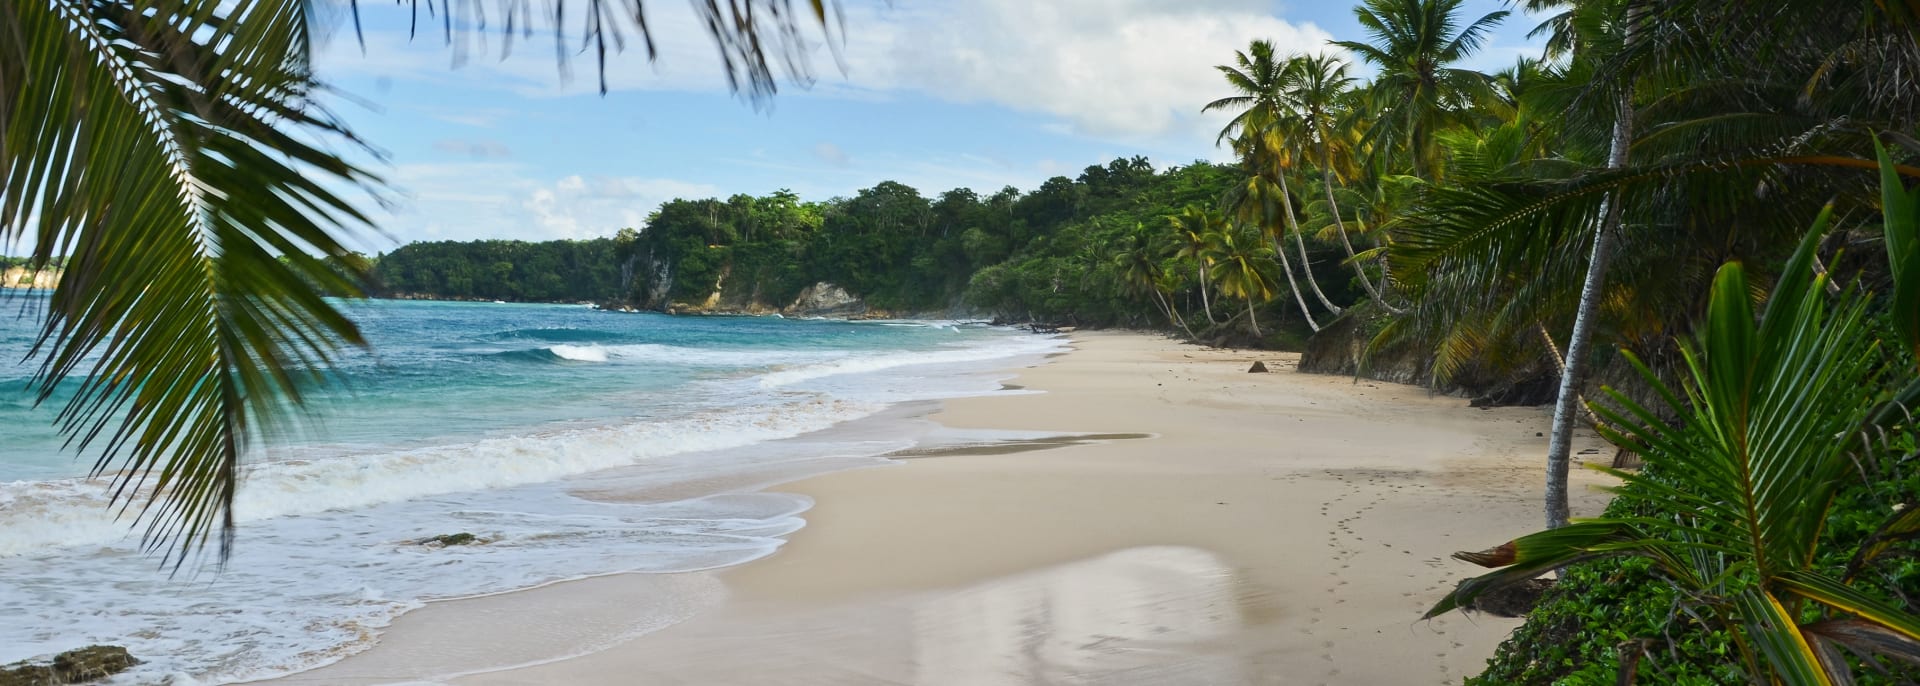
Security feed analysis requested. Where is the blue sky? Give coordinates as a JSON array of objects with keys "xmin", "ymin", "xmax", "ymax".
[{"xmin": 310, "ymin": 0, "xmax": 1546, "ymax": 252}]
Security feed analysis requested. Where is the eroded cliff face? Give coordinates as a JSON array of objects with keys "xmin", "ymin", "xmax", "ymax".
[
  {"xmin": 2, "ymin": 267, "xmax": 61, "ymax": 289},
  {"xmin": 630, "ymin": 253, "xmax": 675, "ymax": 311},
  {"xmin": 1298, "ymin": 313, "xmax": 1561, "ymax": 407},
  {"xmin": 784, "ymin": 282, "xmax": 865, "ymax": 317}
]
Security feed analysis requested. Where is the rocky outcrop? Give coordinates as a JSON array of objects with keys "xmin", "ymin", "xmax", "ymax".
[
  {"xmin": 418, "ymin": 532, "xmax": 482, "ymax": 547},
  {"xmin": 2, "ymin": 267, "xmax": 61, "ymax": 290},
  {"xmin": 1465, "ymin": 578, "xmax": 1556, "ymax": 617},
  {"xmin": 785, "ymin": 282, "xmax": 866, "ymax": 317},
  {"xmin": 0, "ymin": 646, "xmax": 138, "ymax": 685}
]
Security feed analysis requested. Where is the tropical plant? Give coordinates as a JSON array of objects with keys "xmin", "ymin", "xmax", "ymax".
[
  {"xmin": 1208, "ymin": 225, "xmax": 1278, "ymax": 337},
  {"xmin": 1170, "ymin": 206, "xmax": 1228, "ymax": 325},
  {"xmin": 3, "ymin": 0, "xmax": 836, "ymax": 565},
  {"xmin": 1430, "ymin": 159, "xmax": 1920, "ymax": 684},
  {"xmin": 1208, "ymin": 40, "xmax": 1345, "ymax": 329},
  {"xmin": 1284, "ymin": 53, "xmax": 1402, "ymax": 314},
  {"xmin": 1332, "ymin": 0, "xmax": 1508, "ymax": 180},
  {"xmin": 1114, "ymin": 224, "xmax": 1195, "ymax": 337}
]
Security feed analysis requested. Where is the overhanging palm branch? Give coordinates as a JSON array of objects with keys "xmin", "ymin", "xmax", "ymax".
[{"xmin": 4, "ymin": 0, "xmax": 837, "ymax": 567}]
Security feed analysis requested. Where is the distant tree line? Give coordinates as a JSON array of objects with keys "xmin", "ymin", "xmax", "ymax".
[
  {"xmin": 372, "ymin": 238, "xmax": 624, "ymax": 302},
  {"xmin": 367, "ymin": 157, "xmax": 1354, "ymax": 333}
]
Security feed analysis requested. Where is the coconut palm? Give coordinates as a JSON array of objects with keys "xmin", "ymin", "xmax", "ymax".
[
  {"xmin": 1331, "ymin": 0, "xmax": 1509, "ymax": 180},
  {"xmin": 1114, "ymin": 224, "xmax": 1194, "ymax": 338},
  {"xmin": 1209, "ymin": 226, "xmax": 1278, "ymax": 337},
  {"xmin": 1284, "ymin": 53, "xmax": 1402, "ymax": 314},
  {"xmin": 1431, "ymin": 177, "xmax": 1920, "ymax": 682},
  {"xmin": 1225, "ymin": 134, "xmax": 1324, "ymax": 332},
  {"xmin": 4, "ymin": 0, "xmax": 836, "ymax": 565},
  {"xmin": 1203, "ymin": 39, "xmax": 1292, "ymax": 143},
  {"xmin": 1206, "ymin": 40, "xmax": 1344, "ymax": 322},
  {"xmin": 1170, "ymin": 206, "xmax": 1228, "ymax": 325}
]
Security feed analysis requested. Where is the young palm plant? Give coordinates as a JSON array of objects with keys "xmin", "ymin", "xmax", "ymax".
[{"xmin": 1429, "ymin": 160, "xmax": 1920, "ymax": 684}]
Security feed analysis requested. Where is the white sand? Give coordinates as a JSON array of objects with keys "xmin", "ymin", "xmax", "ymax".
[{"xmin": 274, "ymin": 331, "xmax": 1612, "ymax": 685}]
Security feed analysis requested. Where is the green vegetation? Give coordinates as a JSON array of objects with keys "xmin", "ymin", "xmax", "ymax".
[
  {"xmin": 376, "ymin": 159, "xmax": 1309, "ymax": 335},
  {"xmin": 372, "ymin": 239, "xmax": 626, "ymax": 302},
  {"xmin": 1183, "ymin": 0, "xmax": 1920, "ymax": 681},
  {"xmin": 22, "ymin": 0, "xmax": 1920, "ymax": 680}
]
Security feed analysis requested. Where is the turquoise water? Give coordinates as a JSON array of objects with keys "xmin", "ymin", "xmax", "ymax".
[
  {"xmin": 0, "ymin": 295, "xmax": 1061, "ymax": 682},
  {"xmin": 1, "ymin": 297, "xmax": 1014, "ymax": 481}
]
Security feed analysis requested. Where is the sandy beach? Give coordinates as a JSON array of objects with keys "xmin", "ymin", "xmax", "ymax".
[{"xmin": 276, "ymin": 331, "xmax": 1611, "ymax": 685}]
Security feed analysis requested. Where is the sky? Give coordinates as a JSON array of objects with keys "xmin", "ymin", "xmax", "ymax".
[{"xmin": 308, "ymin": 0, "xmax": 1548, "ymax": 252}]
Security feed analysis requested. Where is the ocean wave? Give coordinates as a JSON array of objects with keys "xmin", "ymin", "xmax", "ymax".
[
  {"xmin": 486, "ymin": 343, "xmax": 852, "ymax": 368},
  {"xmin": 757, "ymin": 335, "xmax": 1065, "ymax": 388},
  {"xmin": 484, "ymin": 327, "xmax": 626, "ymax": 343},
  {"xmin": 548, "ymin": 344, "xmax": 609, "ymax": 363},
  {"xmin": 0, "ymin": 396, "xmax": 881, "ymax": 557}
]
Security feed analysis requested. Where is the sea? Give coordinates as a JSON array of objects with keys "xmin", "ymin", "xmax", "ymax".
[{"xmin": 0, "ymin": 295, "xmax": 1064, "ymax": 683}]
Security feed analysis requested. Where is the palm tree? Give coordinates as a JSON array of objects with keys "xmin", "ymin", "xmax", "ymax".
[
  {"xmin": 1209, "ymin": 225, "xmax": 1278, "ymax": 337},
  {"xmin": 5, "ymin": 0, "xmax": 837, "ymax": 565},
  {"xmin": 1226, "ymin": 134, "xmax": 1323, "ymax": 332},
  {"xmin": 1114, "ymin": 224, "xmax": 1195, "ymax": 338},
  {"xmin": 1170, "ymin": 206, "xmax": 1228, "ymax": 325},
  {"xmin": 1285, "ymin": 53, "xmax": 1402, "ymax": 314},
  {"xmin": 1206, "ymin": 40, "xmax": 1343, "ymax": 323},
  {"xmin": 1433, "ymin": 186, "xmax": 1920, "ymax": 682},
  {"xmin": 1331, "ymin": 0, "xmax": 1509, "ymax": 180}
]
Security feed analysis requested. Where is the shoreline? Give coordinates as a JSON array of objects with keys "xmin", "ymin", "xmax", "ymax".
[{"xmin": 273, "ymin": 331, "xmax": 1612, "ymax": 685}]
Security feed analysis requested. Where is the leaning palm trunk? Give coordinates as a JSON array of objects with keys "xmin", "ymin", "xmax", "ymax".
[
  {"xmin": 1278, "ymin": 169, "xmax": 1343, "ymax": 316},
  {"xmin": 1544, "ymin": 56, "xmax": 1635, "ymax": 531},
  {"xmin": 1198, "ymin": 264, "xmax": 1220, "ymax": 324},
  {"xmin": 1267, "ymin": 221, "xmax": 1321, "ymax": 333},
  {"xmin": 1318, "ymin": 144, "xmax": 1403, "ymax": 315},
  {"xmin": 1154, "ymin": 288, "xmax": 1198, "ymax": 339},
  {"xmin": 1245, "ymin": 298, "xmax": 1263, "ymax": 337},
  {"xmin": 1535, "ymin": 323, "xmax": 1605, "ymax": 428}
]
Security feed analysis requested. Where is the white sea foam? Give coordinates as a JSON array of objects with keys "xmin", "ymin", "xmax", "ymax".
[
  {"xmin": 0, "ymin": 396, "xmax": 878, "ymax": 557},
  {"xmin": 0, "ymin": 322, "xmax": 1064, "ymax": 683},
  {"xmin": 547, "ymin": 343, "xmax": 610, "ymax": 363},
  {"xmin": 758, "ymin": 334, "xmax": 1065, "ymax": 389}
]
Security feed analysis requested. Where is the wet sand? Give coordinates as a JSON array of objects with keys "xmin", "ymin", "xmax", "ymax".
[{"xmin": 276, "ymin": 331, "xmax": 1612, "ymax": 685}]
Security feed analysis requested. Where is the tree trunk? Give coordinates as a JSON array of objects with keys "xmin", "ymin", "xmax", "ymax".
[
  {"xmin": 1198, "ymin": 264, "xmax": 1219, "ymax": 324},
  {"xmin": 1318, "ymin": 139, "xmax": 1403, "ymax": 315},
  {"xmin": 1278, "ymin": 169, "xmax": 1342, "ymax": 316},
  {"xmin": 1545, "ymin": 27, "xmax": 1636, "ymax": 530},
  {"xmin": 1246, "ymin": 298, "xmax": 1263, "ymax": 337},
  {"xmin": 1156, "ymin": 288, "xmax": 1198, "ymax": 339},
  {"xmin": 1536, "ymin": 322, "xmax": 1606, "ymax": 428},
  {"xmin": 1268, "ymin": 219, "xmax": 1321, "ymax": 333}
]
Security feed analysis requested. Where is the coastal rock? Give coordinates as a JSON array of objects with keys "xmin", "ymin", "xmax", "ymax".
[
  {"xmin": 1247, "ymin": 361, "xmax": 1269, "ymax": 373},
  {"xmin": 0, "ymin": 646, "xmax": 138, "ymax": 685},
  {"xmin": 785, "ymin": 282, "xmax": 865, "ymax": 317},
  {"xmin": 420, "ymin": 532, "xmax": 480, "ymax": 547},
  {"xmin": 1465, "ymin": 578, "xmax": 1556, "ymax": 617}
]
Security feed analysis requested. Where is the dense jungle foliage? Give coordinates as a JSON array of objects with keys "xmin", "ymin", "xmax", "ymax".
[{"xmin": 366, "ymin": 158, "xmax": 1353, "ymax": 335}]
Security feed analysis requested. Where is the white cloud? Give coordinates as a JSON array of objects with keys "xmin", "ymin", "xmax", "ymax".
[
  {"xmin": 318, "ymin": 1, "xmax": 1336, "ymax": 147},
  {"xmin": 842, "ymin": 0, "xmax": 1336, "ymax": 141},
  {"xmin": 359, "ymin": 163, "xmax": 718, "ymax": 248}
]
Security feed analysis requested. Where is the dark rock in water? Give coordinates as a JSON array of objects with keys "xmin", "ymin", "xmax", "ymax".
[
  {"xmin": 1466, "ymin": 578, "xmax": 1556, "ymax": 617},
  {"xmin": 1247, "ymin": 361, "xmax": 1269, "ymax": 373},
  {"xmin": 0, "ymin": 646, "xmax": 139, "ymax": 685},
  {"xmin": 422, "ymin": 532, "xmax": 479, "ymax": 547}
]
